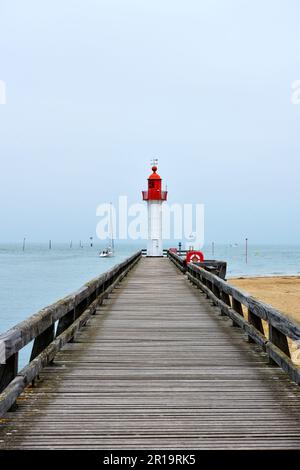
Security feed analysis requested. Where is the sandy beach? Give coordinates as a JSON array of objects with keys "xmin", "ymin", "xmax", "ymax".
[
  {"xmin": 229, "ymin": 276, "xmax": 300, "ymax": 322},
  {"xmin": 229, "ymin": 276, "xmax": 300, "ymax": 365}
]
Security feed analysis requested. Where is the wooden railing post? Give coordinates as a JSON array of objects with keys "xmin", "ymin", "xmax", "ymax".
[
  {"xmin": 212, "ymin": 283, "xmax": 221, "ymax": 305},
  {"xmin": 220, "ymin": 292, "xmax": 231, "ymax": 316},
  {"xmin": 0, "ymin": 352, "xmax": 18, "ymax": 394},
  {"xmin": 206, "ymin": 280, "xmax": 213, "ymax": 294},
  {"xmin": 0, "ymin": 352, "xmax": 18, "ymax": 411},
  {"xmin": 56, "ymin": 308, "xmax": 75, "ymax": 337},
  {"xmin": 232, "ymin": 298, "xmax": 243, "ymax": 315},
  {"xmin": 202, "ymin": 277, "xmax": 209, "ymax": 298},
  {"xmin": 30, "ymin": 324, "xmax": 55, "ymax": 362},
  {"xmin": 269, "ymin": 325, "xmax": 290, "ymax": 365},
  {"xmin": 231, "ymin": 298, "xmax": 243, "ymax": 327},
  {"xmin": 247, "ymin": 309, "xmax": 264, "ymax": 343}
]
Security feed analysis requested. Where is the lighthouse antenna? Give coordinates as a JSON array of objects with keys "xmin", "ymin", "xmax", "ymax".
[{"xmin": 151, "ymin": 157, "xmax": 158, "ymax": 167}]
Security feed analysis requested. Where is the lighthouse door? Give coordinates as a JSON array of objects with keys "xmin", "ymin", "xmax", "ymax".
[{"xmin": 152, "ymin": 239, "xmax": 159, "ymax": 256}]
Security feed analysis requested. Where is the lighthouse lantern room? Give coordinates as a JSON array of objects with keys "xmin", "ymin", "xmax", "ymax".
[{"xmin": 142, "ymin": 160, "xmax": 168, "ymax": 257}]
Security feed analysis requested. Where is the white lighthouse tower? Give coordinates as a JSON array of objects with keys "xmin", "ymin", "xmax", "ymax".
[{"xmin": 142, "ymin": 160, "xmax": 168, "ymax": 257}]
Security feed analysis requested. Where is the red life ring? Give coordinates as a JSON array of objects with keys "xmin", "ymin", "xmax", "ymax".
[{"xmin": 186, "ymin": 251, "xmax": 204, "ymax": 264}]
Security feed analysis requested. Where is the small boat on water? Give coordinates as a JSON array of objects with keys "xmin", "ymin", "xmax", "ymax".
[
  {"xmin": 99, "ymin": 202, "xmax": 115, "ymax": 258},
  {"xmin": 99, "ymin": 245, "xmax": 114, "ymax": 258}
]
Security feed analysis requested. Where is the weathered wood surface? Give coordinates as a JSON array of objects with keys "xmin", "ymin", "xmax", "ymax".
[
  {"xmin": 0, "ymin": 252, "xmax": 141, "ymax": 366},
  {"xmin": 176, "ymin": 254, "xmax": 300, "ymax": 385},
  {"xmin": 1, "ymin": 258, "xmax": 300, "ymax": 449},
  {"xmin": 0, "ymin": 252, "xmax": 141, "ymax": 410}
]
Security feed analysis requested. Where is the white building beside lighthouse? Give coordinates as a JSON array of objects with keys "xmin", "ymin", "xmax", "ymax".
[{"xmin": 142, "ymin": 162, "xmax": 168, "ymax": 256}]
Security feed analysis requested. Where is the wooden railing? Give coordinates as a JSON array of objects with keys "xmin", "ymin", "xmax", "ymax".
[
  {"xmin": 167, "ymin": 250, "xmax": 227, "ymax": 278},
  {"xmin": 0, "ymin": 251, "xmax": 142, "ymax": 416},
  {"xmin": 167, "ymin": 250, "xmax": 186, "ymax": 272},
  {"xmin": 168, "ymin": 250, "xmax": 300, "ymax": 385},
  {"xmin": 142, "ymin": 249, "xmax": 189, "ymax": 257}
]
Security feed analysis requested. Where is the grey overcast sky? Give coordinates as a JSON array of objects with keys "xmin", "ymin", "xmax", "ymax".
[{"xmin": 0, "ymin": 0, "xmax": 300, "ymax": 244}]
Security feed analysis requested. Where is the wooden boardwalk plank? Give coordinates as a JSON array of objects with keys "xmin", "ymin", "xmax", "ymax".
[{"xmin": 0, "ymin": 257, "xmax": 300, "ymax": 449}]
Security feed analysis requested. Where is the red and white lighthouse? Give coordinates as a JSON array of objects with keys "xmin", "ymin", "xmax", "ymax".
[{"xmin": 142, "ymin": 161, "xmax": 168, "ymax": 256}]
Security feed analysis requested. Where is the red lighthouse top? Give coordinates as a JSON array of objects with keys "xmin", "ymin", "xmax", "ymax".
[{"xmin": 142, "ymin": 164, "xmax": 168, "ymax": 201}]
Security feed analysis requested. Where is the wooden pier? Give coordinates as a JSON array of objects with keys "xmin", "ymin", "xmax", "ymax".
[{"xmin": 1, "ymin": 252, "xmax": 300, "ymax": 449}]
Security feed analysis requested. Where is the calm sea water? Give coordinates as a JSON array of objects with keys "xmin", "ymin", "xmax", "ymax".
[{"xmin": 0, "ymin": 242, "xmax": 299, "ymax": 367}]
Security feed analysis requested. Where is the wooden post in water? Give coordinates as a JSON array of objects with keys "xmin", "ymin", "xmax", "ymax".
[
  {"xmin": 49, "ymin": 240, "xmax": 52, "ymax": 250},
  {"xmin": 245, "ymin": 238, "xmax": 248, "ymax": 264},
  {"xmin": 22, "ymin": 237, "xmax": 26, "ymax": 251}
]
